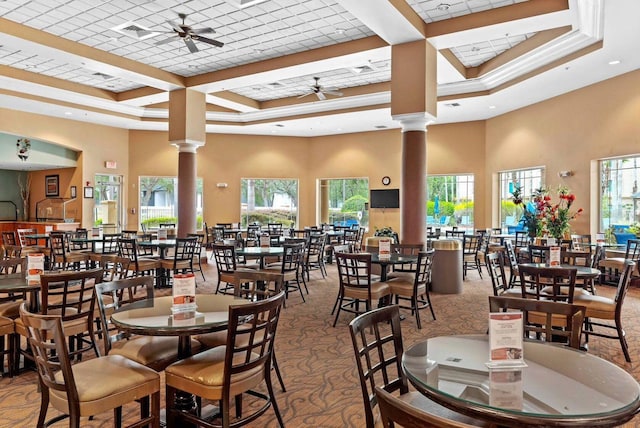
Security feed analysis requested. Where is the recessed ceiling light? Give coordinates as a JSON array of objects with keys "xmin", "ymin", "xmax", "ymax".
[
  {"xmin": 436, "ymin": 3, "xmax": 451, "ymax": 11},
  {"xmin": 608, "ymin": 60, "xmax": 621, "ymax": 65},
  {"xmin": 489, "ymin": 105, "xmax": 496, "ymax": 109},
  {"xmin": 64, "ymin": 111, "xmax": 73, "ymax": 115},
  {"xmin": 335, "ymin": 28, "xmax": 346, "ymax": 35},
  {"xmin": 238, "ymin": 0, "xmax": 269, "ymax": 8}
]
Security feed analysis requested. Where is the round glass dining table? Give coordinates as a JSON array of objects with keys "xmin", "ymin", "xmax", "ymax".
[
  {"xmin": 111, "ymin": 294, "xmax": 251, "ymax": 359},
  {"xmin": 403, "ymin": 335, "xmax": 640, "ymax": 427}
]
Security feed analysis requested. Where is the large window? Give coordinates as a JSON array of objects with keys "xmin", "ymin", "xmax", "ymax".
[
  {"xmin": 427, "ymin": 175, "xmax": 474, "ymax": 228},
  {"xmin": 241, "ymin": 179, "xmax": 298, "ymax": 227},
  {"xmin": 319, "ymin": 178, "xmax": 369, "ymax": 228},
  {"xmin": 499, "ymin": 167, "xmax": 544, "ymax": 228},
  {"xmin": 139, "ymin": 176, "xmax": 203, "ymax": 229},
  {"xmin": 600, "ymin": 156, "xmax": 640, "ymax": 231}
]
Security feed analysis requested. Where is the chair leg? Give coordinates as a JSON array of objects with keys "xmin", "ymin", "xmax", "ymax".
[
  {"xmin": 264, "ymin": 360, "xmax": 286, "ymax": 428},
  {"xmin": 617, "ymin": 317, "xmax": 631, "ymax": 363},
  {"xmin": 272, "ymin": 351, "xmax": 286, "ymax": 392}
]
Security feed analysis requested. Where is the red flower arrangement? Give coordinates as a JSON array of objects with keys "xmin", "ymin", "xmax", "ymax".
[{"xmin": 540, "ymin": 186, "xmax": 583, "ymax": 240}]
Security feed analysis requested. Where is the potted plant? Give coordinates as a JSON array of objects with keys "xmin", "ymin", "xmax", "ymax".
[{"xmin": 374, "ymin": 226, "xmax": 398, "ymax": 243}]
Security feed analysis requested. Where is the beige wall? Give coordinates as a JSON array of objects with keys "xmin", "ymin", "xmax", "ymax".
[
  {"xmin": 5, "ymin": 68, "xmax": 640, "ymax": 236},
  {"xmin": 0, "ymin": 108, "xmax": 129, "ymax": 227},
  {"xmin": 485, "ymin": 68, "xmax": 640, "ymax": 235}
]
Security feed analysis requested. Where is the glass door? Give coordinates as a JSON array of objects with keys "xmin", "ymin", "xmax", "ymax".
[{"xmin": 94, "ymin": 174, "xmax": 122, "ymax": 232}]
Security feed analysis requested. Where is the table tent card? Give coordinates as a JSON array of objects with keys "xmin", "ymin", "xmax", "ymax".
[
  {"xmin": 157, "ymin": 228, "xmax": 168, "ymax": 240},
  {"xmin": 549, "ymin": 246, "xmax": 561, "ymax": 266},
  {"xmin": 487, "ymin": 311, "xmax": 527, "ymax": 368},
  {"xmin": 91, "ymin": 227, "xmax": 100, "ymax": 237},
  {"xmin": 260, "ymin": 234, "xmax": 270, "ymax": 248},
  {"xmin": 26, "ymin": 253, "xmax": 45, "ymax": 285},
  {"xmin": 172, "ymin": 273, "xmax": 196, "ymax": 312},
  {"xmin": 596, "ymin": 233, "xmax": 606, "ymax": 245},
  {"xmin": 44, "ymin": 225, "xmax": 53, "ymax": 233},
  {"xmin": 378, "ymin": 238, "xmax": 391, "ymax": 260}
]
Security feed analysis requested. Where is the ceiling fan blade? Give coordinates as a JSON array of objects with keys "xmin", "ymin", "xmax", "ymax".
[
  {"xmin": 193, "ymin": 35, "xmax": 224, "ymax": 48},
  {"xmin": 317, "ymin": 92, "xmax": 326, "ymax": 101},
  {"xmin": 297, "ymin": 92, "xmax": 314, "ymax": 99},
  {"xmin": 191, "ymin": 27, "xmax": 216, "ymax": 34},
  {"xmin": 167, "ymin": 19, "xmax": 183, "ymax": 33},
  {"xmin": 155, "ymin": 36, "xmax": 177, "ymax": 46},
  {"xmin": 184, "ymin": 38, "xmax": 199, "ymax": 53},
  {"xmin": 323, "ymin": 90, "xmax": 343, "ymax": 97}
]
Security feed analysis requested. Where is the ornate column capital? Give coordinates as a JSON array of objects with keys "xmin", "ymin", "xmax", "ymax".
[
  {"xmin": 392, "ymin": 112, "xmax": 436, "ymax": 132},
  {"xmin": 170, "ymin": 139, "xmax": 205, "ymax": 153}
]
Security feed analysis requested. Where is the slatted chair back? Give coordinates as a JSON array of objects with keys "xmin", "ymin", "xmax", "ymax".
[
  {"xmin": 233, "ymin": 269, "xmax": 284, "ymax": 300},
  {"xmin": 2, "ymin": 231, "xmax": 16, "ymax": 246},
  {"xmin": 487, "ymin": 252, "xmax": 510, "ymax": 296},
  {"xmin": 489, "ymin": 295, "xmax": 586, "ymax": 349},
  {"xmin": 95, "ymin": 276, "xmax": 154, "ymax": 356},
  {"xmin": 518, "ymin": 264, "xmax": 578, "ymax": 303},
  {"xmin": 349, "ymin": 305, "xmax": 406, "ymax": 428},
  {"xmin": 391, "ymin": 243, "xmax": 423, "ymax": 274}
]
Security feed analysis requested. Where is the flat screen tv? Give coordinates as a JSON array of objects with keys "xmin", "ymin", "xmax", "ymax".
[{"xmin": 369, "ymin": 189, "xmax": 400, "ymax": 208}]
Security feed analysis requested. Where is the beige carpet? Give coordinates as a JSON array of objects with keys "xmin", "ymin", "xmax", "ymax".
[{"xmin": 0, "ymin": 259, "xmax": 638, "ymax": 427}]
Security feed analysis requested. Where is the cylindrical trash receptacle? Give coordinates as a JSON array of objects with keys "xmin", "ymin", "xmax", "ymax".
[{"xmin": 431, "ymin": 238, "xmax": 463, "ymax": 294}]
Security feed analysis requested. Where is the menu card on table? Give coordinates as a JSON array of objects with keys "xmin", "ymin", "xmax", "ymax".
[
  {"xmin": 26, "ymin": 253, "xmax": 45, "ymax": 285},
  {"xmin": 596, "ymin": 233, "xmax": 606, "ymax": 245},
  {"xmin": 378, "ymin": 238, "xmax": 391, "ymax": 260},
  {"xmin": 260, "ymin": 234, "xmax": 270, "ymax": 248},
  {"xmin": 549, "ymin": 246, "xmax": 561, "ymax": 266},
  {"xmin": 157, "ymin": 228, "xmax": 168, "ymax": 240},
  {"xmin": 91, "ymin": 227, "xmax": 100, "ymax": 237},
  {"xmin": 487, "ymin": 311, "xmax": 526, "ymax": 368},
  {"xmin": 172, "ymin": 273, "xmax": 196, "ymax": 312}
]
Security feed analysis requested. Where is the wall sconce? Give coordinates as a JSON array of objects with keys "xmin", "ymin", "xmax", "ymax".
[
  {"xmin": 558, "ymin": 170, "xmax": 574, "ymax": 178},
  {"xmin": 216, "ymin": 183, "xmax": 228, "ymax": 188}
]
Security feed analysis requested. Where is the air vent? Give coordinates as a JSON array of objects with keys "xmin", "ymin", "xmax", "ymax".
[
  {"xmin": 92, "ymin": 72, "xmax": 115, "ymax": 80},
  {"xmin": 374, "ymin": 125, "xmax": 388, "ymax": 129},
  {"xmin": 111, "ymin": 21, "xmax": 156, "ymax": 40},
  {"xmin": 264, "ymin": 81, "xmax": 286, "ymax": 89},
  {"xmin": 349, "ymin": 63, "xmax": 378, "ymax": 75},
  {"xmin": 445, "ymin": 102, "xmax": 461, "ymax": 107}
]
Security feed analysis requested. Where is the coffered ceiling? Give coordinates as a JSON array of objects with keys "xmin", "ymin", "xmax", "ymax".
[{"xmin": 0, "ymin": 0, "xmax": 638, "ymax": 143}]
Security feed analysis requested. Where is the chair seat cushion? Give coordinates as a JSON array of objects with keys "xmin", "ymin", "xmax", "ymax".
[
  {"xmin": 386, "ymin": 272, "xmax": 414, "ymax": 282},
  {"xmin": 573, "ymin": 293, "xmax": 615, "ymax": 319},
  {"xmin": 51, "ymin": 354, "xmax": 159, "ymax": 415},
  {"xmin": 599, "ymin": 258, "xmax": 626, "ymax": 270},
  {"xmin": 540, "ymin": 286, "xmax": 589, "ymax": 298},
  {"xmin": 343, "ymin": 282, "xmax": 390, "ymax": 300},
  {"xmin": 0, "ymin": 301, "xmax": 21, "ymax": 319},
  {"xmin": 111, "ymin": 336, "xmax": 201, "ymax": 369},
  {"xmin": 165, "ymin": 346, "xmax": 262, "ymax": 400},
  {"xmin": 388, "ymin": 279, "xmax": 425, "ymax": 297},
  {"xmin": 499, "ymin": 287, "xmax": 523, "ymax": 297},
  {"xmin": 0, "ymin": 316, "xmax": 14, "ymax": 335}
]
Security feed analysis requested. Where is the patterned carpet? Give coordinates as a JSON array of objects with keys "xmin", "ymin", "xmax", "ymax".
[{"xmin": 1, "ymin": 258, "xmax": 639, "ymax": 427}]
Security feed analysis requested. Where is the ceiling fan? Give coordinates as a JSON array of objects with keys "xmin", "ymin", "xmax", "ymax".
[
  {"xmin": 154, "ymin": 13, "xmax": 224, "ymax": 53},
  {"xmin": 298, "ymin": 77, "xmax": 343, "ymax": 100}
]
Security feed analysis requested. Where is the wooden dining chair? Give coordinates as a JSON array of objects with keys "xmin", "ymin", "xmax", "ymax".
[
  {"xmin": 387, "ymin": 250, "xmax": 436, "ymax": 328},
  {"xmin": 575, "ymin": 260, "xmax": 636, "ymax": 362},
  {"xmin": 462, "ymin": 234, "xmax": 483, "ymax": 279},
  {"xmin": 486, "ymin": 252, "xmax": 521, "ymax": 298},
  {"xmin": 518, "ymin": 264, "xmax": 578, "ymax": 303},
  {"xmin": 14, "ymin": 268, "xmax": 104, "ymax": 373},
  {"xmin": 375, "ymin": 386, "xmax": 477, "ymax": 428},
  {"xmin": 117, "ymin": 237, "xmax": 161, "ymax": 282},
  {"xmin": 95, "ymin": 276, "xmax": 200, "ymax": 371},
  {"xmin": 194, "ymin": 270, "xmax": 287, "ymax": 392},
  {"xmin": 265, "ymin": 241, "xmax": 306, "ymax": 302},
  {"xmin": 159, "ymin": 237, "xmax": 197, "ymax": 286},
  {"xmin": 212, "ymin": 244, "xmax": 238, "ymax": 295},
  {"xmin": 20, "ymin": 304, "xmax": 161, "ymax": 428},
  {"xmin": 349, "ymin": 305, "xmax": 486, "ymax": 428},
  {"xmin": 165, "ymin": 292, "xmax": 286, "ymax": 428},
  {"xmin": 489, "ymin": 295, "xmax": 587, "ymax": 349},
  {"xmin": 333, "ymin": 252, "xmax": 391, "ymax": 327},
  {"xmin": 387, "ymin": 243, "xmax": 424, "ymax": 281}
]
